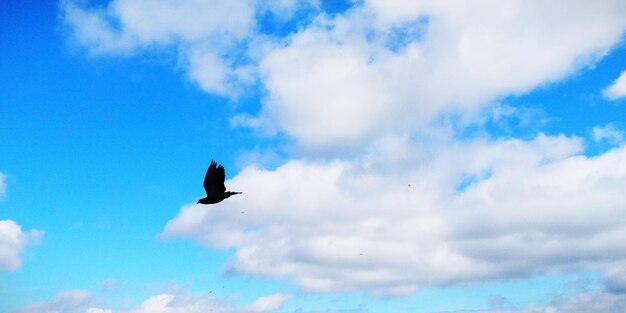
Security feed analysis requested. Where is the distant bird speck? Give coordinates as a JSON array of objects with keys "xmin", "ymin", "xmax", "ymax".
[{"xmin": 197, "ymin": 160, "xmax": 242, "ymax": 205}]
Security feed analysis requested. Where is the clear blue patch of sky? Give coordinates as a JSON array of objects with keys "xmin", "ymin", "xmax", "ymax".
[
  {"xmin": 256, "ymin": 3, "xmax": 318, "ymax": 37},
  {"xmin": 455, "ymin": 170, "xmax": 493, "ymax": 193},
  {"xmin": 385, "ymin": 17, "xmax": 429, "ymax": 52}
]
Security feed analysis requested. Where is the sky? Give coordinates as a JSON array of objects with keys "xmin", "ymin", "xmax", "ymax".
[{"xmin": 2, "ymin": 0, "xmax": 626, "ymax": 312}]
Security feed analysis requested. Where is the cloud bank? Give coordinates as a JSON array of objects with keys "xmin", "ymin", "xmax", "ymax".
[
  {"xmin": 8, "ymin": 290, "xmax": 290, "ymax": 313},
  {"xmin": 163, "ymin": 135, "xmax": 626, "ymax": 295}
]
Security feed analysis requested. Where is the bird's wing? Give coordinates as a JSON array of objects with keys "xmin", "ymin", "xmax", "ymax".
[{"xmin": 203, "ymin": 160, "xmax": 226, "ymax": 198}]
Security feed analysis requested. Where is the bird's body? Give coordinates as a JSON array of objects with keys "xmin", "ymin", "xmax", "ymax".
[{"xmin": 197, "ymin": 160, "xmax": 242, "ymax": 205}]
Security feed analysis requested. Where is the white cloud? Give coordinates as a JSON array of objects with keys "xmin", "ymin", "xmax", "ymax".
[
  {"xmin": 62, "ymin": 0, "xmax": 254, "ymax": 53},
  {"xmin": 256, "ymin": 0, "xmax": 626, "ymax": 150},
  {"xmin": 592, "ymin": 124, "xmax": 624, "ymax": 144},
  {"xmin": 61, "ymin": 0, "xmax": 256, "ymax": 96},
  {"xmin": 186, "ymin": 49, "xmax": 234, "ymax": 96},
  {"xmin": 128, "ymin": 292, "xmax": 289, "ymax": 313},
  {"xmin": 130, "ymin": 294, "xmax": 178, "ymax": 313},
  {"xmin": 603, "ymin": 70, "xmax": 626, "ymax": 100},
  {"xmin": 243, "ymin": 293, "xmax": 291, "ymax": 313},
  {"xmin": 0, "ymin": 220, "xmax": 43, "ymax": 271},
  {"xmin": 64, "ymin": 0, "xmax": 626, "ymax": 300},
  {"xmin": 7, "ymin": 290, "xmax": 93, "ymax": 313},
  {"xmin": 0, "ymin": 173, "xmax": 43, "ymax": 271},
  {"xmin": 63, "ymin": 1, "xmax": 626, "ymax": 149},
  {"xmin": 163, "ymin": 134, "xmax": 626, "ymax": 295}
]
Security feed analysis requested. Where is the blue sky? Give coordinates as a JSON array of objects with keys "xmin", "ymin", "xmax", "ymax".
[{"xmin": 2, "ymin": 0, "xmax": 626, "ymax": 312}]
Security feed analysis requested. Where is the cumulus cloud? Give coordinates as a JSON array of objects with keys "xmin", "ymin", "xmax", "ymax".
[
  {"xmin": 0, "ymin": 220, "xmax": 43, "ymax": 271},
  {"xmin": 163, "ymin": 134, "xmax": 626, "ymax": 295},
  {"xmin": 603, "ymin": 70, "xmax": 626, "ymax": 100},
  {"xmin": 63, "ymin": 1, "xmax": 626, "ymax": 150},
  {"xmin": 254, "ymin": 0, "xmax": 626, "ymax": 150},
  {"xmin": 7, "ymin": 290, "xmax": 93, "ymax": 313}
]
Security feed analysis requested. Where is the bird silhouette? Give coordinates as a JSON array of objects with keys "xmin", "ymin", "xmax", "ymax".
[{"xmin": 197, "ymin": 160, "xmax": 242, "ymax": 205}]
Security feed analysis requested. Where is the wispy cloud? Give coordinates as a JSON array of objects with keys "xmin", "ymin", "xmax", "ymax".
[
  {"xmin": 6, "ymin": 290, "xmax": 93, "ymax": 313},
  {"xmin": 243, "ymin": 293, "xmax": 292, "ymax": 313},
  {"xmin": 98, "ymin": 291, "xmax": 288, "ymax": 313},
  {"xmin": 0, "ymin": 172, "xmax": 6, "ymax": 199},
  {"xmin": 163, "ymin": 133, "xmax": 626, "ymax": 295},
  {"xmin": 592, "ymin": 124, "xmax": 624, "ymax": 145}
]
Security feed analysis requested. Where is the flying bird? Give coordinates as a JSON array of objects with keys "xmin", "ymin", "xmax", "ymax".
[{"xmin": 197, "ymin": 160, "xmax": 242, "ymax": 205}]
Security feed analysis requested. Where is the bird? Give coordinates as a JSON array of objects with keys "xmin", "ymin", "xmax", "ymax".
[{"xmin": 197, "ymin": 160, "xmax": 242, "ymax": 205}]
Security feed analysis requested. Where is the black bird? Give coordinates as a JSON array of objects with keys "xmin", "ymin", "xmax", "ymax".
[{"xmin": 197, "ymin": 160, "xmax": 242, "ymax": 205}]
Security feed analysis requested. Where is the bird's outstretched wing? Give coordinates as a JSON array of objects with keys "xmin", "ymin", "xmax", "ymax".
[{"xmin": 203, "ymin": 160, "xmax": 226, "ymax": 198}]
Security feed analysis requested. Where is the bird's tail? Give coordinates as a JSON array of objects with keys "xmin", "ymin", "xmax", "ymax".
[{"xmin": 225, "ymin": 191, "xmax": 242, "ymax": 198}]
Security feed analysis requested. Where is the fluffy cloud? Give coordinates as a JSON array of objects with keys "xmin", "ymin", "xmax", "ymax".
[
  {"xmin": 0, "ymin": 220, "xmax": 43, "ymax": 271},
  {"xmin": 164, "ymin": 134, "xmax": 626, "ymax": 295},
  {"xmin": 62, "ymin": 0, "xmax": 254, "ymax": 53},
  {"xmin": 256, "ymin": 0, "xmax": 626, "ymax": 149},
  {"xmin": 603, "ymin": 69, "xmax": 626, "ymax": 100},
  {"xmin": 64, "ymin": 1, "xmax": 626, "ymax": 150},
  {"xmin": 61, "ymin": 0, "xmax": 256, "ymax": 96}
]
